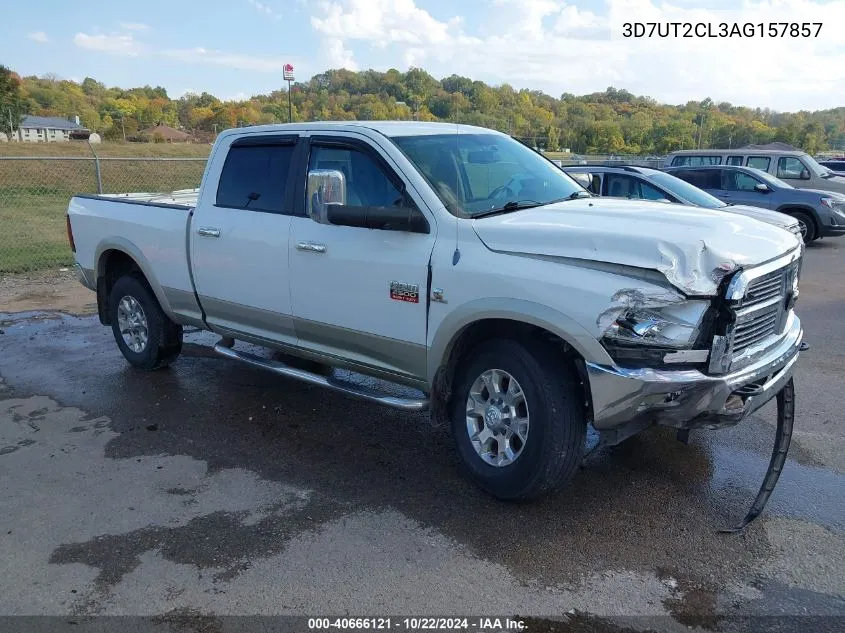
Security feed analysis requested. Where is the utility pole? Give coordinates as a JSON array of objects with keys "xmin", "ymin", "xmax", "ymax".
[
  {"xmin": 8, "ymin": 108, "xmax": 13, "ymax": 140},
  {"xmin": 121, "ymin": 116, "xmax": 126, "ymax": 142}
]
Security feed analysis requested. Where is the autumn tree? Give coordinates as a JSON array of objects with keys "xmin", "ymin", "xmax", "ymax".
[{"xmin": 0, "ymin": 65, "xmax": 28, "ymax": 134}]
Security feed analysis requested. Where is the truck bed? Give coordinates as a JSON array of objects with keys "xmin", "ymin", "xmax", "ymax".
[
  {"xmin": 97, "ymin": 188, "xmax": 200, "ymax": 207},
  {"xmin": 68, "ymin": 191, "xmax": 202, "ymax": 325}
]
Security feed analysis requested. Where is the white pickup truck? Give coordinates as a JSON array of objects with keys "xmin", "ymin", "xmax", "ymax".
[{"xmin": 67, "ymin": 122, "xmax": 804, "ymax": 504}]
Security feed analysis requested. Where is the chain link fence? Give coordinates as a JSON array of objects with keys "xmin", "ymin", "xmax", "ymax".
[
  {"xmin": 0, "ymin": 152, "xmax": 665, "ymax": 275},
  {"xmin": 0, "ymin": 157, "xmax": 206, "ymax": 274}
]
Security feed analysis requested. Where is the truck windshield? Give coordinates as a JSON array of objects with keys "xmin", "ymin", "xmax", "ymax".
[
  {"xmin": 391, "ymin": 133, "xmax": 585, "ymax": 217},
  {"xmin": 800, "ymin": 153, "xmax": 835, "ymax": 178}
]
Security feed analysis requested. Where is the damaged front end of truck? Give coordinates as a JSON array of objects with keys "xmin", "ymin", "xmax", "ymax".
[{"xmin": 587, "ymin": 247, "xmax": 804, "ymax": 531}]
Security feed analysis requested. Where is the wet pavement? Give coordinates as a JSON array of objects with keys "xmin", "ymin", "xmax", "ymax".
[{"xmin": 0, "ymin": 240, "xmax": 843, "ymax": 631}]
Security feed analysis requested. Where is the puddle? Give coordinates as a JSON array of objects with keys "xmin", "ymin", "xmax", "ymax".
[{"xmin": 709, "ymin": 444, "xmax": 845, "ymax": 534}]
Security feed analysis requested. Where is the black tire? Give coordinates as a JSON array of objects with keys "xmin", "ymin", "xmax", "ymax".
[
  {"xmin": 450, "ymin": 338, "xmax": 586, "ymax": 501},
  {"xmin": 109, "ymin": 274, "xmax": 183, "ymax": 370},
  {"xmin": 789, "ymin": 211, "xmax": 816, "ymax": 244}
]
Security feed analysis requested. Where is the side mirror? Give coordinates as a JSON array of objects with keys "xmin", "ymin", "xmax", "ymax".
[
  {"xmin": 800, "ymin": 169, "xmax": 811, "ymax": 180},
  {"xmin": 754, "ymin": 183, "xmax": 770, "ymax": 193},
  {"xmin": 307, "ymin": 169, "xmax": 346, "ymax": 223},
  {"xmin": 326, "ymin": 203, "xmax": 429, "ymax": 233}
]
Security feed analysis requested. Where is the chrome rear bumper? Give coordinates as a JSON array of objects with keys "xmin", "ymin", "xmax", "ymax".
[
  {"xmin": 74, "ymin": 263, "xmax": 96, "ymax": 291},
  {"xmin": 587, "ymin": 314, "xmax": 802, "ymax": 430}
]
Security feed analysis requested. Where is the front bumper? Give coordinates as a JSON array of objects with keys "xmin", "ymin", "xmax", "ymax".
[{"xmin": 586, "ymin": 314, "xmax": 802, "ymax": 431}]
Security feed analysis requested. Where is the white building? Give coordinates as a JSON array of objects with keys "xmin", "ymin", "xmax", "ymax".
[{"xmin": 16, "ymin": 115, "xmax": 88, "ymax": 142}]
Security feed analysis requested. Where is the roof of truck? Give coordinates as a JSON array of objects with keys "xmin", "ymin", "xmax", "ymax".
[{"xmin": 219, "ymin": 121, "xmax": 504, "ymax": 139}]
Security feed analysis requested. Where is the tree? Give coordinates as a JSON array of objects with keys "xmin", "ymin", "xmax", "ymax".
[
  {"xmin": 3, "ymin": 64, "xmax": 843, "ymax": 153},
  {"xmin": 0, "ymin": 65, "xmax": 28, "ymax": 135}
]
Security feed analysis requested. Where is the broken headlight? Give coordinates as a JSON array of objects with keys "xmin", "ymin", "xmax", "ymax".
[{"xmin": 602, "ymin": 301, "xmax": 711, "ymax": 367}]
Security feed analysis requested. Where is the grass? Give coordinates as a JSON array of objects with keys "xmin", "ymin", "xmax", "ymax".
[
  {"xmin": 0, "ymin": 141, "xmax": 212, "ymax": 158},
  {"xmin": 0, "ymin": 155, "xmax": 207, "ymax": 273}
]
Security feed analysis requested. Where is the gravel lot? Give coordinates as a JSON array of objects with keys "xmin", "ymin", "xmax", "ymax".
[{"xmin": 0, "ymin": 239, "xmax": 843, "ymax": 632}]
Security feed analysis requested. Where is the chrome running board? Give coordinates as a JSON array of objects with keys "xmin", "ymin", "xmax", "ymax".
[{"xmin": 213, "ymin": 343, "xmax": 430, "ymax": 412}]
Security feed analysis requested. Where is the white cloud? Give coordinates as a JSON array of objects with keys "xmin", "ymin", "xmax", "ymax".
[
  {"xmin": 27, "ymin": 31, "xmax": 48, "ymax": 43},
  {"xmin": 248, "ymin": 0, "xmax": 280, "ymax": 18},
  {"xmin": 73, "ymin": 28, "xmax": 296, "ymax": 75},
  {"xmin": 222, "ymin": 91, "xmax": 251, "ymax": 102},
  {"xmin": 307, "ymin": 0, "xmax": 845, "ymax": 111},
  {"xmin": 160, "ymin": 47, "xmax": 290, "ymax": 73},
  {"xmin": 119, "ymin": 22, "xmax": 150, "ymax": 31},
  {"xmin": 73, "ymin": 32, "xmax": 143, "ymax": 55},
  {"xmin": 323, "ymin": 38, "xmax": 359, "ymax": 70}
]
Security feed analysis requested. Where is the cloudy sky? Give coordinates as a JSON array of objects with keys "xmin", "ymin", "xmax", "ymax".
[{"xmin": 5, "ymin": 0, "xmax": 844, "ymax": 111}]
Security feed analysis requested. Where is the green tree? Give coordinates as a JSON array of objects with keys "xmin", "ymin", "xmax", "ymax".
[{"xmin": 0, "ymin": 65, "xmax": 29, "ymax": 135}]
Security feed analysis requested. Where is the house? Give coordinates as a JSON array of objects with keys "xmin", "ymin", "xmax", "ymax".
[
  {"xmin": 17, "ymin": 115, "xmax": 88, "ymax": 143},
  {"xmin": 139, "ymin": 124, "xmax": 190, "ymax": 143}
]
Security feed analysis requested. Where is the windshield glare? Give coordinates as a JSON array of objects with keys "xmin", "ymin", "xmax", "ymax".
[
  {"xmin": 648, "ymin": 172, "xmax": 726, "ymax": 209},
  {"xmin": 750, "ymin": 167, "xmax": 793, "ymax": 189},
  {"xmin": 801, "ymin": 153, "xmax": 833, "ymax": 177},
  {"xmin": 390, "ymin": 133, "xmax": 584, "ymax": 216}
]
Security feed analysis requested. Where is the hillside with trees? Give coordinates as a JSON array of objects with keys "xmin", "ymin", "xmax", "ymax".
[{"xmin": 2, "ymin": 65, "xmax": 843, "ymax": 153}]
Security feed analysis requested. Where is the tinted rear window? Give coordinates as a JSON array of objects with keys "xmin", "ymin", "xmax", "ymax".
[
  {"xmin": 671, "ymin": 169, "xmax": 721, "ymax": 189},
  {"xmin": 726, "ymin": 156, "xmax": 744, "ymax": 166},
  {"xmin": 216, "ymin": 144, "xmax": 295, "ymax": 212},
  {"xmin": 670, "ymin": 155, "xmax": 723, "ymax": 167}
]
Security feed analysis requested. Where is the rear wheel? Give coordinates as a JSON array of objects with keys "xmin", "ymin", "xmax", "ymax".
[
  {"xmin": 109, "ymin": 274, "xmax": 183, "ymax": 370},
  {"xmin": 451, "ymin": 338, "xmax": 586, "ymax": 501},
  {"xmin": 789, "ymin": 211, "xmax": 816, "ymax": 244}
]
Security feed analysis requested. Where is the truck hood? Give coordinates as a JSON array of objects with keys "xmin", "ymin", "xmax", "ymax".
[
  {"xmin": 724, "ymin": 204, "xmax": 800, "ymax": 231},
  {"xmin": 471, "ymin": 198, "xmax": 800, "ymax": 296}
]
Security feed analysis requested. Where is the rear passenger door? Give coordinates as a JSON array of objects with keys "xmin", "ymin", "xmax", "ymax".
[{"xmin": 190, "ymin": 134, "xmax": 302, "ymax": 344}]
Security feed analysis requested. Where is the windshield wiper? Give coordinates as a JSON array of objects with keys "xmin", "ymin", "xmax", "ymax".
[
  {"xmin": 473, "ymin": 200, "xmax": 544, "ymax": 218},
  {"xmin": 473, "ymin": 191, "xmax": 592, "ymax": 218}
]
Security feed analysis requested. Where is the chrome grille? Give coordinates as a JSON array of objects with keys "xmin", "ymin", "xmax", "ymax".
[
  {"xmin": 731, "ymin": 263, "xmax": 793, "ymax": 357},
  {"xmin": 744, "ymin": 268, "xmax": 788, "ymax": 307},
  {"xmin": 733, "ymin": 303, "xmax": 780, "ymax": 353}
]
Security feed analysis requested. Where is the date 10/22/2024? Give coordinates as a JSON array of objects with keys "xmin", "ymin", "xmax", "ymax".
[{"xmin": 307, "ymin": 617, "xmax": 527, "ymax": 631}]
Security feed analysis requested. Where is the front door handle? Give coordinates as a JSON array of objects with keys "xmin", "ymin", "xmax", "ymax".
[
  {"xmin": 296, "ymin": 241, "xmax": 327, "ymax": 253},
  {"xmin": 197, "ymin": 227, "xmax": 221, "ymax": 238}
]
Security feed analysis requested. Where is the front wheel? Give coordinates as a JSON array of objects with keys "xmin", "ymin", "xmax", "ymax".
[
  {"xmin": 790, "ymin": 211, "xmax": 816, "ymax": 244},
  {"xmin": 451, "ymin": 338, "xmax": 586, "ymax": 501},
  {"xmin": 109, "ymin": 274, "xmax": 183, "ymax": 370}
]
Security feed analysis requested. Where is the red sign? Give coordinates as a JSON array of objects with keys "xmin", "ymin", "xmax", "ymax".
[
  {"xmin": 284, "ymin": 63, "xmax": 294, "ymax": 72},
  {"xmin": 283, "ymin": 63, "xmax": 295, "ymax": 81}
]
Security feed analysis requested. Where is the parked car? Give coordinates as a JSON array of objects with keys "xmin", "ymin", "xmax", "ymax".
[
  {"xmin": 562, "ymin": 165, "xmax": 802, "ymax": 241},
  {"xmin": 665, "ymin": 165, "xmax": 845, "ymax": 243},
  {"xmin": 67, "ymin": 122, "xmax": 804, "ymax": 504},
  {"xmin": 664, "ymin": 149, "xmax": 845, "ymax": 196}
]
